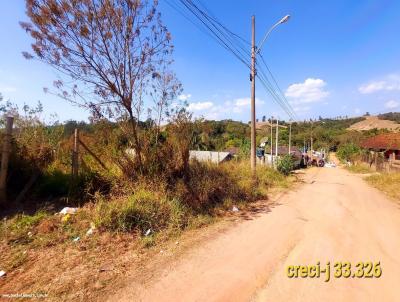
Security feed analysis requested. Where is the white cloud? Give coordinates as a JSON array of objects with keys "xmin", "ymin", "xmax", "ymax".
[
  {"xmin": 178, "ymin": 93, "xmax": 192, "ymax": 101},
  {"xmin": 384, "ymin": 100, "xmax": 399, "ymax": 109},
  {"xmin": 186, "ymin": 97, "xmax": 265, "ymax": 120},
  {"xmin": 285, "ymin": 78, "xmax": 329, "ymax": 105},
  {"xmin": 187, "ymin": 101, "xmax": 214, "ymax": 111},
  {"xmin": 226, "ymin": 98, "xmax": 265, "ymax": 114},
  {"xmin": 354, "ymin": 108, "xmax": 361, "ymax": 114},
  {"xmin": 359, "ymin": 74, "xmax": 400, "ymax": 94}
]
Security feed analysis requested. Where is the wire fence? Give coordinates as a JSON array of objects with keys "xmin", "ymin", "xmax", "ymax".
[{"xmin": 360, "ymin": 153, "xmax": 400, "ymax": 173}]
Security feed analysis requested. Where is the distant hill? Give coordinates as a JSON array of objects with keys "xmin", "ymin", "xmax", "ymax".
[{"xmin": 348, "ymin": 116, "xmax": 400, "ymax": 131}]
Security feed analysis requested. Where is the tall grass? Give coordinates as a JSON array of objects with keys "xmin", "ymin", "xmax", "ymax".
[
  {"xmin": 91, "ymin": 160, "xmax": 289, "ymax": 234},
  {"xmin": 366, "ymin": 172, "xmax": 400, "ymax": 201},
  {"xmin": 346, "ymin": 163, "xmax": 373, "ymax": 174}
]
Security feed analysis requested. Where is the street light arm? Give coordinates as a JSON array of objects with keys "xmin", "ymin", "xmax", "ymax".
[{"xmin": 256, "ymin": 15, "xmax": 290, "ymax": 54}]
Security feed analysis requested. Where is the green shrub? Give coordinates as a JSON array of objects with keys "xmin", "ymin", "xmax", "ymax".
[
  {"xmin": 277, "ymin": 154, "xmax": 295, "ymax": 176},
  {"xmin": 94, "ymin": 189, "xmax": 189, "ymax": 233},
  {"xmin": 337, "ymin": 143, "xmax": 360, "ymax": 162},
  {"xmin": 1, "ymin": 210, "xmax": 50, "ymax": 244}
]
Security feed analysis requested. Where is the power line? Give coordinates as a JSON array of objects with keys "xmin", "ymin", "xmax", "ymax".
[
  {"xmin": 175, "ymin": 0, "xmax": 251, "ymax": 68},
  {"xmin": 168, "ymin": 0, "xmax": 296, "ymax": 120},
  {"xmin": 258, "ymin": 54, "xmax": 297, "ymax": 119}
]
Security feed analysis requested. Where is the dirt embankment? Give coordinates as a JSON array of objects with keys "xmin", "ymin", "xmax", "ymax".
[{"xmin": 348, "ymin": 116, "xmax": 400, "ymax": 131}]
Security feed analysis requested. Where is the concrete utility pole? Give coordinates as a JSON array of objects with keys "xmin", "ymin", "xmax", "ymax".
[
  {"xmin": 249, "ymin": 14, "xmax": 290, "ymax": 173},
  {"xmin": 275, "ymin": 118, "xmax": 279, "ymax": 168},
  {"xmin": 270, "ymin": 116, "xmax": 273, "ymax": 166},
  {"xmin": 0, "ymin": 116, "xmax": 14, "ymax": 204},
  {"xmin": 250, "ymin": 15, "xmax": 256, "ymax": 175},
  {"xmin": 310, "ymin": 121, "xmax": 314, "ymax": 152}
]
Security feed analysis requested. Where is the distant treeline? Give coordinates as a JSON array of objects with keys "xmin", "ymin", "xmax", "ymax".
[
  {"xmin": 378, "ymin": 112, "xmax": 400, "ymax": 123},
  {"xmin": 59, "ymin": 115, "xmax": 385, "ymax": 154}
]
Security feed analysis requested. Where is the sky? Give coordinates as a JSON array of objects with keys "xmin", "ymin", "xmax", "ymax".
[{"xmin": 1, "ymin": 0, "xmax": 400, "ymax": 123}]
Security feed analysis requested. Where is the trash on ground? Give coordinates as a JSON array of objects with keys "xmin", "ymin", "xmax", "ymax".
[
  {"xmin": 72, "ymin": 236, "xmax": 80, "ymax": 242},
  {"xmin": 175, "ymin": 241, "xmax": 179, "ymax": 245},
  {"xmin": 99, "ymin": 266, "xmax": 113, "ymax": 272},
  {"xmin": 0, "ymin": 270, "xmax": 6, "ymax": 277},
  {"xmin": 232, "ymin": 206, "xmax": 239, "ymax": 212},
  {"xmin": 144, "ymin": 229, "xmax": 152, "ymax": 236},
  {"xmin": 61, "ymin": 214, "xmax": 71, "ymax": 223},
  {"xmin": 86, "ymin": 228, "xmax": 94, "ymax": 236},
  {"xmin": 325, "ymin": 162, "xmax": 337, "ymax": 168},
  {"xmin": 59, "ymin": 207, "xmax": 78, "ymax": 215}
]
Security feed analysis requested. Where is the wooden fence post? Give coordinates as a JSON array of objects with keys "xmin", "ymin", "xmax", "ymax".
[
  {"xmin": 0, "ymin": 116, "xmax": 14, "ymax": 205},
  {"xmin": 72, "ymin": 128, "xmax": 79, "ymax": 178}
]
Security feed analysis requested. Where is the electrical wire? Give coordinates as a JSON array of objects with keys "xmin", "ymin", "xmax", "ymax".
[{"xmin": 168, "ymin": 0, "xmax": 297, "ymax": 120}]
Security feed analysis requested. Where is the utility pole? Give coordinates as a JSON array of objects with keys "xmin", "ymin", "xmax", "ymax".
[
  {"xmin": 250, "ymin": 15, "xmax": 256, "ymax": 175},
  {"xmin": 270, "ymin": 116, "xmax": 273, "ymax": 166},
  {"xmin": 288, "ymin": 121, "xmax": 292, "ymax": 154},
  {"xmin": 310, "ymin": 120, "xmax": 313, "ymax": 152},
  {"xmin": 275, "ymin": 118, "xmax": 279, "ymax": 168}
]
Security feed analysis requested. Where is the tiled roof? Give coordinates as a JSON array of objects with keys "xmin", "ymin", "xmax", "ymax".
[{"xmin": 360, "ymin": 133, "xmax": 400, "ymax": 150}]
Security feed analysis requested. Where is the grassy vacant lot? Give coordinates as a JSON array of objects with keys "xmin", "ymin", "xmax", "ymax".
[
  {"xmin": 345, "ymin": 163, "xmax": 374, "ymax": 174},
  {"xmin": 0, "ymin": 161, "xmax": 293, "ymax": 301},
  {"xmin": 366, "ymin": 172, "xmax": 400, "ymax": 201}
]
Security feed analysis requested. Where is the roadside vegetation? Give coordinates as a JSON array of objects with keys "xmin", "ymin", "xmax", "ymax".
[
  {"xmin": 1, "ymin": 0, "xmax": 399, "ymax": 299},
  {"xmin": 366, "ymin": 173, "xmax": 400, "ymax": 201},
  {"xmin": 346, "ymin": 164, "xmax": 373, "ymax": 174}
]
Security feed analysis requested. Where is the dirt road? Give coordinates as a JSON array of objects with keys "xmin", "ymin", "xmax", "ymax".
[{"xmin": 110, "ymin": 167, "xmax": 400, "ymax": 302}]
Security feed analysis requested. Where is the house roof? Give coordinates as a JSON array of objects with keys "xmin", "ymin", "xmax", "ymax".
[
  {"xmin": 265, "ymin": 146, "xmax": 302, "ymax": 157},
  {"xmin": 189, "ymin": 151, "xmax": 232, "ymax": 163},
  {"xmin": 360, "ymin": 133, "xmax": 400, "ymax": 150}
]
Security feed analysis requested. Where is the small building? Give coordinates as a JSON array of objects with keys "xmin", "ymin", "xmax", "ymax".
[
  {"xmin": 360, "ymin": 133, "xmax": 400, "ymax": 161},
  {"xmin": 360, "ymin": 133, "xmax": 400, "ymax": 171},
  {"xmin": 263, "ymin": 146, "xmax": 304, "ymax": 167},
  {"xmin": 189, "ymin": 150, "xmax": 232, "ymax": 164}
]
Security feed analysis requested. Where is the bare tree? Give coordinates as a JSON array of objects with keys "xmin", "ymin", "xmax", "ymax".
[{"xmin": 21, "ymin": 0, "xmax": 179, "ymax": 171}]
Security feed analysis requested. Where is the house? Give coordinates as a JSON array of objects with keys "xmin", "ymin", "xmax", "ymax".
[
  {"xmin": 360, "ymin": 133, "xmax": 400, "ymax": 161},
  {"xmin": 189, "ymin": 150, "xmax": 232, "ymax": 164},
  {"xmin": 360, "ymin": 133, "xmax": 400, "ymax": 172},
  {"xmin": 263, "ymin": 146, "xmax": 304, "ymax": 167}
]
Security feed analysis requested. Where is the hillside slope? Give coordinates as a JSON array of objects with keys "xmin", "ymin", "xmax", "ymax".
[{"xmin": 348, "ymin": 116, "xmax": 400, "ymax": 131}]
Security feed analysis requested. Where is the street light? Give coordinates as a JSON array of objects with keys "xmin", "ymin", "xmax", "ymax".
[
  {"xmin": 250, "ymin": 15, "xmax": 291, "ymax": 175},
  {"xmin": 256, "ymin": 15, "xmax": 290, "ymax": 54}
]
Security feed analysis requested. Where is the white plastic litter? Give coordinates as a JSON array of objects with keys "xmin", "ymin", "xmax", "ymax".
[
  {"xmin": 144, "ymin": 229, "xmax": 152, "ymax": 236},
  {"xmin": 72, "ymin": 236, "xmax": 80, "ymax": 242},
  {"xmin": 86, "ymin": 228, "xmax": 94, "ymax": 236},
  {"xmin": 0, "ymin": 270, "xmax": 6, "ymax": 277},
  {"xmin": 59, "ymin": 207, "xmax": 78, "ymax": 215},
  {"xmin": 232, "ymin": 206, "xmax": 239, "ymax": 212},
  {"xmin": 325, "ymin": 162, "xmax": 337, "ymax": 168}
]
